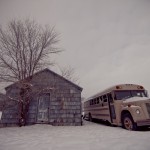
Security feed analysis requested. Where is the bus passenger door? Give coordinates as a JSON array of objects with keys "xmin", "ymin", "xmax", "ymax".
[{"xmin": 107, "ymin": 93, "xmax": 116, "ymax": 124}]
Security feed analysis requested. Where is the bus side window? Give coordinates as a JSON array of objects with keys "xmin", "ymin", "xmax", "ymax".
[
  {"xmin": 90, "ymin": 100, "xmax": 92, "ymax": 105},
  {"xmin": 108, "ymin": 93, "xmax": 113, "ymax": 103},
  {"xmin": 97, "ymin": 97, "xmax": 99, "ymax": 104},
  {"xmin": 103, "ymin": 95, "xmax": 107, "ymax": 102},
  {"xmin": 92, "ymin": 99, "xmax": 94, "ymax": 105},
  {"xmin": 100, "ymin": 96, "xmax": 103, "ymax": 102},
  {"xmin": 94, "ymin": 99, "xmax": 97, "ymax": 104}
]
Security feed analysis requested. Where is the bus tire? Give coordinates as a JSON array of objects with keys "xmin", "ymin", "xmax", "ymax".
[
  {"xmin": 89, "ymin": 113, "xmax": 93, "ymax": 122},
  {"xmin": 122, "ymin": 113, "xmax": 137, "ymax": 131}
]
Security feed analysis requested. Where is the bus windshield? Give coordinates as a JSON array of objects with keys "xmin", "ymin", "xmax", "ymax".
[{"xmin": 114, "ymin": 90, "xmax": 148, "ymax": 100}]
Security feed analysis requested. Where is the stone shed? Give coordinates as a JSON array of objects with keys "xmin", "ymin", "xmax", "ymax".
[{"xmin": 1, "ymin": 68, "xmax": 83, "ymax": 126}]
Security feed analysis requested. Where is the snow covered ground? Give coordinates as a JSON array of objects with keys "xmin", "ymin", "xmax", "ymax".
[{"xmin": 0, "ymin": 120, "xmax": 150, "ymax": 150}]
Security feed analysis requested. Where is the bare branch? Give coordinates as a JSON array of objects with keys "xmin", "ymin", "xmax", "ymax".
[
  {"xmin": 0, "ymin": 18, "xmax": 61, "ymax": 83},
  {"xmin": 59, "ymin": 65, "xmax": 79, "ymax": 84}
]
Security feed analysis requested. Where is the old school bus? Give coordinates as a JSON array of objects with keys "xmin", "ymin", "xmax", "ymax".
[{"xmin": 83, "ymin": 84, "xmax": 150, "ymax": 130}]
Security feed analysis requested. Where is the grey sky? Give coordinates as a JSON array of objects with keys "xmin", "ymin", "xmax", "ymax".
[{"xmin": 0, "ymin": 0, "xmax": 150, "ymax": 98}]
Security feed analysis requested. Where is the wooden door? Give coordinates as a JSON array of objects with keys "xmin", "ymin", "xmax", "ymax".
[{"xmin": 37, "ymin": 93, "xmax": 50, "ymax": 123}]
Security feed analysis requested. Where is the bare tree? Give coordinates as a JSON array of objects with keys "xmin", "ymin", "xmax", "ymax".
[
  {"xmin": 0, "ymin": 18, "xmax": 60, "ymax": 82},
  {"xmin": 0, "ymin": 18, "xmax": 61, "ymax": 126},
  {"xmin": 59, "ymin": 66, "xmax": 79, "ymax": 84}
]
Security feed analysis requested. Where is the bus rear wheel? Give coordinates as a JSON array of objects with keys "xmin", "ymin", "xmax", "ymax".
[
  {"xmin": 88, "ymin": 113, "xmax": 93, "ymax": 122},
  {"xmin": 122, "ymin": 113, "xmax": 137, "ymax": 131}
]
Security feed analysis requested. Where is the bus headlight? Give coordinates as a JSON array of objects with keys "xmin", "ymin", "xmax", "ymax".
[{"xmin": 136, "ymin": 109, "xmax": 140, "ymax": 114}]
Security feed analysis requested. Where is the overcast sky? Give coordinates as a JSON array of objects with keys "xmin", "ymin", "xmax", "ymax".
[{"xmin": 0, "ymin": 0, "xmax": 150, "ymax": 98}]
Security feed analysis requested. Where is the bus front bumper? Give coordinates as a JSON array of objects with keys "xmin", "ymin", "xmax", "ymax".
[{"xmin": 136, "ymin": 119, "xmax": 150, "ymax": 127}]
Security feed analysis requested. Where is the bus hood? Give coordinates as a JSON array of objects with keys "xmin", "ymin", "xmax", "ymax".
[{"xmin": 123, "ymin": 97, "xmax": 149, "ymax": 103}]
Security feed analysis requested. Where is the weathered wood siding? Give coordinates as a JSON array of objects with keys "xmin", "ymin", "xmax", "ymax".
[{"xmin": 1, "ymin": 69, "xmax": 82, "ymax": 126}]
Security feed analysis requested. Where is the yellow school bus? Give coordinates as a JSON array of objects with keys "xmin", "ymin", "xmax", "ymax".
[{"xmin": 83, "ymin": 84, "xmax": 150, "ymax": 130}]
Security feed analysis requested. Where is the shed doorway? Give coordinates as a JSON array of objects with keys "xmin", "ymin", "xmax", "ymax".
[{"xmin": 37, "ymin": 93, "xmax": 50, "ymax": 123}]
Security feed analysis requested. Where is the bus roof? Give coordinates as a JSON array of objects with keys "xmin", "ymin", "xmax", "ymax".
[{"xmin": 87, "ymin": 84, "xmax": 145, "ymax": 101}]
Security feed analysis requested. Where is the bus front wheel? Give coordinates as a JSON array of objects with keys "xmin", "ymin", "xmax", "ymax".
[{"xmin": 122, "ymin": 113, "xmax": 137, "ymax": 131}]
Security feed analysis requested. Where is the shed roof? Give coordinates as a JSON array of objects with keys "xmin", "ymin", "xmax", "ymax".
[{"xmin": 5, "ymin": 68, "xmax": 83, "ymax": 91}]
